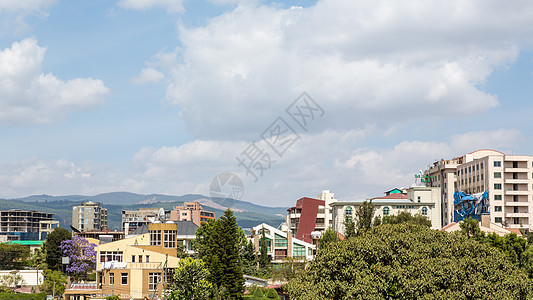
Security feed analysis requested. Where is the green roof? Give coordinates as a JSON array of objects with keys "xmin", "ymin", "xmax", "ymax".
[{"xmin": 8, "ymin": 240, "xmax": 45, "ymax": 246}]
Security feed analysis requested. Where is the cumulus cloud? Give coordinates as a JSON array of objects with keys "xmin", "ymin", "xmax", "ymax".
[
  {"xmin": 141, "ymin": 0, "xmax": 533, "ymax": 140},
  {"xmin": 131, "ymin": 67, "xmax": 165, "ymax": 85},
  {"xmin": 0, "ymin": 38, "xmax": 110, "ymax": 125},
  {"xmin": 0, "ymin": 0, "xmax": 57, "ymax": 35},
  {"xmin": 117, "ymin": 0, "xmax": 185, "ymax": 13}
]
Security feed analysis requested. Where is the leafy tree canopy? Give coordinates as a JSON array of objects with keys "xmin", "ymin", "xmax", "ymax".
[
  {"xmin": 45, "ymin": 227, "xmax": 71, "ymax": 271},
  {"xmin": 0, "ymin": 243, "xmax": 31, "ymax": 270},
  {"xmin": 288, "ymin": 223, "xmax": 533, "ymax": 299},
  {"xmin": 383, "ymin": 210, "xmax": 431, "ymax": 227},
  {"xmin": 168, "ymin": 257, "xmax": 211, "ymax": 300}
]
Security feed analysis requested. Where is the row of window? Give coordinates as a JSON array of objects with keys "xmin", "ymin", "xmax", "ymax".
[
  {"xmin": 149, "ymin": 230, "xmax": 177, "ymax": 248},
  {"xmin": 382, "ymin": 207, "xmax": 427, "ymax": 216},
  {"xmin": 104, "ymin": 272, "xmax": 161, "ymax": 291},
  {"xmin": 459, "ymin": 162, "xmax": 484, "ymax": 176}
]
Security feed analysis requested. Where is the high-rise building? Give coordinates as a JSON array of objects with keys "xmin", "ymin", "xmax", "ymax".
[
  {"xmin": 425, "ymin": 149, "xmax": 533, "ymax": 229},
  {"xmin": 169, "ymin": 202, "xmax": 215, "ymax": 226},
  {"xmin": 121, "ymin": 208, "xmax": 169, "ymax": 234},
  {"xmin": 72, "ymin": 201, "xmax": 108, "ymax": 232},
  {"xmin": 0, "ymin": 210, "xmax": 58, "ymax": 241}
]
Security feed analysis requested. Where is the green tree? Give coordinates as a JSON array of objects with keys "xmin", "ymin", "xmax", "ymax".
[
  {"xmin": 195, "ymin": 209, "xmax": 244, "ymax": 299},
  {"xmin": 354, "ymin": 200, "xmax": 375, "ymax": 235},
  {"xmin": 30, "ymin": 244, "xmax": 48, "ymax": 271},
  {"xmin": 0, "ymin": 243, "xmax": 31, "ymax": 270},
  {"xmin": 40, "ymin": 269, "xmax": 67, "ymax": 299},
  {"xmin": 343, "ymin": 218, "xmax": 356, "ymax": 239},
  {"xmin": 459, "ymin": 217, "xmax": 484, "ymax": 239},
  {"xmin": 287, "ymin": 223, "xmax": 533, "ymax": 299},
  {"xmin": 45, "ymin": 227, "xmax": 71, "ymax": 271},
  {"xmin": 383, "ymin": 210, "xmax": 431, "ymax": 227},
  {"xmin": 0, "ymin": 271, "xmax": 26, "ymax": 293},
  {"xmin": 168, "ymin": 257, "xmax": 211, "ymax": 300},
  {"xmin": 259, "ymin": 227, "xmax": 269, "ymax": 269},
  {"xmin": 318, "ymin": 227, "xmax": 338, "ymax": 250}
]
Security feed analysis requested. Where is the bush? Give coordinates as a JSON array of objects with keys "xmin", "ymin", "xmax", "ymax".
[
  {"xmin": 105, "ymin": 295, "xmax": 120, "ymax": 300},
  {"xmin": 0, "ymin": 292, "xmax": 46, "ymax": 300}
]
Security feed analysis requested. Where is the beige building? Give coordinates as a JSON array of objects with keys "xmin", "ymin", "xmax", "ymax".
[
  {"xmin": 95, "ymin": 222, "xmax": 197, "ymax": 299},
  {"xmin": 331, "ymin": 186, "xmax": 441, "ymax": 235},
  {"xmin": 251, "ymin": 223, "xmax": 316, "ymax": 263},
  {"xmin": 425, "ymin": 149, "xmax": 533, "ymax": 229},
  {"xmin": 169, "ymin": 202, "xmax": 215, "ymax": 226},
  {"xmin": 0, "ymin": 210, "xmax": 58, "ymax": 241},
  {"xmin": 122, "ymin": 208, "xmax": 169, "ymax": 234},
  {"xmin": 72, "ymin": 202, "xmax": 108, "ymax": 232}
]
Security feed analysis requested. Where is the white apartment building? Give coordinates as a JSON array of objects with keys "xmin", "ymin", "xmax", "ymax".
[
  {"xmin": 425, "ymin": 149, "xmax": 533, "ymax": 229},
  {"xmin": 330, "ymin": 186, "xmax": 441, "ymax": 236},
  {"xmin": 251, "ymin": 223, "xmax": 316, "ymax": 263}
]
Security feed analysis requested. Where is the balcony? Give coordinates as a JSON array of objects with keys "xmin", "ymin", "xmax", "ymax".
[
  {"xmin": 505, "ymin": 201, "xmax": 529, "ymax": 207},
  {"xmin": 504, "ymin": 168, "xmax": 529, "ymax": 173},
  {"xmin": 505, "ymin": 190, "xmax": 529, "ymax": 195},
  {"xmin": 504, "ymin": 178, "xmax": 530, "ymax": 184},
  {"xmin": 505, "ymin": 213, "xmax": 530, "ymax": 218}
]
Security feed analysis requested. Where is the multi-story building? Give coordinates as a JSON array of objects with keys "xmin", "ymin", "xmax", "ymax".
[
  {"xmin": 72, "ymin": 201, "xmax": 108, "ymax": 232},
  {"xmin": 330, "ymin": 186, "xmax": 441, "ymax": 235},
  {"xmin": 0, "ymin": 210, "xmax": 58, "ymax": 241},
  {"xmin": 122, "ymin": 208, "xmax": 170, "ymax": 234},
  {"xmin": 251, "ymin": 223, "xmax": 316, "ymax": 263},
  {"xmin": 95, "ymin": 221, "xmax": 198, "ymax": 299},
  {"xmin": 286, "ymin": 197, "xmax": 326, "ymax": 245},
  {"xmin": 169, "ymin": 202, "xmax": 215, "ymax": 226},
  {"xmin": 425, "ymin": 149, "xmax": 533, "ymax": 229}
]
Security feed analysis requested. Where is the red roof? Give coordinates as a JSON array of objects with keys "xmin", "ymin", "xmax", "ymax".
[{"xmin": 371, "ymin": 193, "xmax": 407, "ymax": 200}]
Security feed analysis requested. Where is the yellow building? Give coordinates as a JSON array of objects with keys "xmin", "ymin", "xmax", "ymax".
[{"xmin": 94, "ymin": 221, "xmax": 198, "ymax": 299}]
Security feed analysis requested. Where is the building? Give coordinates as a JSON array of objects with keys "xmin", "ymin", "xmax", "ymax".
[
  {"xmin": 330, "ymin": 186, "xmax": 441, "ymax": 235},
  {"xmin": 95, "ymin": 221, "xmax": 198, "ymax": 299},
  {"xmin": 251, "ymin": 223, "xmax": 316, "ymax": 263},
  {"xmin": 73, "ymin": 230, "xmax": 125, "ymax": 244},
  {"xmin": 122, "ymin": 208, "xmax": 169, "ymax": 234},
  {"xmin": 425, "ymin": 149, "xmax": 533, "ymax": 229},
  {"xmin": 72, "ymin": 202, "xmax": 108, "ymax": 232},
  {"xmin": 286, "ymin": 196, "xmax": 329, "ymax": 245},
  {"xmin": 0, "ymin": 210, "xmax": 58, "ymax": 241},
  {"xmin": 169, "ymin": 202, "xmax": 215, "ymax": 226},
  {"xmin": 441, "ymin": 214, "xmax": 522, "ymax": 237}
]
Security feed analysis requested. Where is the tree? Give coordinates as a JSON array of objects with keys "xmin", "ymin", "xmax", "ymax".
[
  {"xmin": 40, "ymin": 269, "xmax": 67, "ymax": 299},
  {"xmin": 259, "ymin": 227, "xmax": 269, "ymax": 269},
  {"xmin": 459, "ymin": 217, "xmax": 483, "ymax": 239},
  {"xmin": 31, "ymin": 244, "xmax": 48, "ymax": 271},
  {"xmin": 0, "ymin": 271, "xmax": 26, "ymax": 293},
  {"xmin": 168, "ymin": 257, "xmax": 211, "ymax": 300},
  {"xmin": 287, "ymin": 223, "xmax": 533, "ymax": 299},
  {"xmin": 354, "ymin": 200, "xmax": 375, "ymax": 235},
  {"xmin": 318, "ymin": 227, "xmax": 338, "ymax": 250},
  {"xmin": 383, "ymin": 210, "xmax": 431, "ymax": 227},
  {"xmin": 59, "ymin": 236, "xmax": 96, "ymax": 282},
  {"xmin": 45, "ymin": 227, "xmax": 71, "ymax": 271},
  {"xmin": 0, "ymin": 243, "xmax": 31, "ymax": 270},
  {"xmin": 343, "ymin": 218, "xmax": 356, "ymax": 239},
  {"xmin": 195, "ymin": 209, "xmax": 245, "ymax": 299}
]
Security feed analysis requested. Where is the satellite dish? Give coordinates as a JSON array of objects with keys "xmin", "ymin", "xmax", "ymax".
[{"xmin": 159, "ymin": 208, "xmax": 165, "ymax": 222}]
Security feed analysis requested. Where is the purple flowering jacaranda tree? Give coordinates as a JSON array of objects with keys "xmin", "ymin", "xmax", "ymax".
[{"xmin": 59, "ymin": 236, "xmax": 97, "ymax": 282}]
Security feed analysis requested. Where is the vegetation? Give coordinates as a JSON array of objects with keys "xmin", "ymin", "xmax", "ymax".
[
  {"xmin": 0, "ymin": 243, "xmax": 31, "ymax": 270},
  {"xmin": 259, "ymin": 227, "xmax": 269, "ymax": 269},
  {"xmin": 194, "ymin": 209, "xmax": 245, "ymax": 299},
  {"xmin": 287, "ymin": 223, "xmax": 533, "ymax": 299},
  {"xmin": 383, "ymin": 210, "xmax": 431, "ymax": 227},
  {"xmin": 244, "ymin": 286, "xmax": 280, "ymax": 299},
  {"xmin": 59, "ymin": 236, "xmax": 97, "ymax": 282},
  {"xmin": 0, "ymin": 271, "xmax": 25, "ymax": 293},
  {"xmin": 318, "ymin": 227, "xmax": 338, "ymax": 250},
  {"xmin": 40, "ymin": 269, "xmax": 67, "ymax": 298},
  {"xmin": 0, "ymin": 292, "xmax": 46, "ymax": 300},
  {"xmin": 45, "ymin": 227, "xmax": 71, "ymax": 271},
  {"xmin": 104, "ymin": 295, "xmax": 120, "ymax": 300},
  {"xmin": 271, "ymin": 257, "xmax": 306, "ymax": 282},
  {"xmin": 354, "ymin": 200, "xmax": 375, "ymax": 235},
  {"xmin": 167, "ymin": 257, "xmax": 212, "ymax": 300}
]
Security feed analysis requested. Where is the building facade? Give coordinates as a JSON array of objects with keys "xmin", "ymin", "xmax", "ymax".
[
  {"xmin": 331, "ymin": 186, "xmax": 441, "ymax": 235},
  {"xmin": 122, "ymin": 208, "xmax": 169, "ymax": 234},
  {"xmin": 425, "ymin": 149, "xmax": 533, "ymax": 229},
  {"xmin": 251, "ymin": 223, "xmax": 316, "ymax": 263},
  {"xmin": 286, "ymin": 197, "xmax": 326, "ymax": 245},
  {"xmin": 169, "ymin": 202, "xmax": 215, "ymax": 226},
  {"xmin": 95, "ymin": 221, "xmax": 197, "ymax": 299},
  {"xmin": 0, "ymin": 210, "xmax": 58, "ymax": 241},
  {"xmin": 72, "ymin": 201, "xmax": 108, "ymax": 232}
]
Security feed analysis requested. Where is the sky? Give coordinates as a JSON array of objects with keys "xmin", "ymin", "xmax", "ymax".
[{"xmin": 1, "ymin": 0, "xmax": 533, "ymax": 207}]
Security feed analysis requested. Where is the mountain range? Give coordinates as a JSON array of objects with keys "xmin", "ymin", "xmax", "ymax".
[{"xmin": 0, "ymin": 192, "xmax": 289, "ymax": 231}]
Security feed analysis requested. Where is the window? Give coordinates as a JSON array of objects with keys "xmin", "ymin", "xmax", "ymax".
[
  {"xmin": 495, "ymin": 217, "xmax": 502, "ymax": 223},
  {"xmin": 131, "ymin": 255, "xmax": 135, "ymax": 263},
  {"xmin": 514, "ymin": 207, "xmax": 519, "ymax": 213},
  {"xmin": 145, "ymin": 255, "xmax": 150, "ymax": 263},
  {"xmin": 469, "ymin": 166, "xmax": 472, "ymax": 173},
  {"xmin": 481, "ymin": 174, "xmax": 484, "ymax": 180},
  {"xmin": 514, "ymin": 217, "xmax": 520, "ymax": 225},
  {"xmin": 163, "ymin": 230, "xmax": 177, "ymax": 248},
  {"xmin": 461, "ymin": 169, "xmax": 463, "ymax": 175},
  {"xmin": 121, "ymin": 273, "xmax": 128, "ymax": 285},
  {"xmin": 494, "ymin": 161, "xmax": 501, "ymax": 167},
  {"xmin": 308, "ymin": 248, "xmax": 313, "ymax": 256},
  {"xmin": 149, "ymin": 273, "xmax": 161, "ymax": 291},
  {"xmin": 138, "ymin": 255, "xmax": 142, "ymax": 263},
  {"xmin": 383, "ymin": 207, "xmax": 390, "ymax": 215},
  {"xmin": 274, "ymin": 234, "xmax": 287, "ymax": 248},
  {"xmin": 100, "ymin": 251, "xmax": 123, "ymax": 263},
  {"xmin": 481, "ymin": 162, "xmax": 483, "ymax": 169},
  {"xmin": 494, "ymin": 172, "xmax": 501, "ymax": 178},
  {"xmin": 421, "ymin": 207, "xmax": 428, "ymax": 216},
  {"xmin": 477, "ymin": 175, "xmax": 479, "ymax": 182},
  {"xmin": 494, "ymin": 195, "xmax": 502, "ymax": 200},
  {"xmin": 476, "ymin": 164, "xmax": 479, "ymax": 171},
  {"xmin": 495, "ymin": 206, "xmax": 502, "ymax": 212},
  {"xmin": 417, "ymin": 196, "xmax": 421, "ymax": 203},
  {"xmin": 513, "ymin": 161, "xmax": 518, "ymax": 168},
  {"xmin": 150, "ymin": 230, "xmax": 161, "ymax": 246},
  {"xmin": 345, "ymin": 206, "xmax": 352, "ymax": 222},
  {"xmin": 293, "ymin": 244, "xmax": 305, "ymax": 259},
  {"xmin": 494, "ymin": 183, "xmax": 502, "ymax": 190},
  {"xmin": 109, "ymin": 273, "xmax": 114, "ymax": 285},
  {"xmin": 514, "ymin": 195, "xmax": 519, "ymax": 202}
]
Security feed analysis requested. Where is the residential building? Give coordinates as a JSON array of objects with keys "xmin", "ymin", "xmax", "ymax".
[
  {"xmin": 72, "ymin": 201, "xmax": 108, "ymax": 232},
  {"xmin": 330, "ymin": 186, "xmax": 441, "ymax": 235},
  {"xmin": 73, "ymin": 230, "xmax": 125, "ymax": 243},
  {"xmin": 122, "ymin": 208, "xmax": 170, "ymax": 234},
  {"xmin": 425, "ymin": 149, "xmax": 533, "ymax": 229},
  {"xmin": 316, "ymin": 190, "xmax": 337, "ymax": 228},
  {"xmin": 0, "ymin": 210, "xmax": 58, "ymax": 241},
  {"xmin": 95, "ymin": 221, "xmax": 198, "ymax": 299},
  {"xmin": 169, "ymin": 202, "xmax": 215, "ymax": 226},
  {"xmin": 251, "ymin": 223, "xmax": 316, "ymax": 263},
  {"xmin": 286, "ymin": 197, "xmax": 326, "ymax": 245}
]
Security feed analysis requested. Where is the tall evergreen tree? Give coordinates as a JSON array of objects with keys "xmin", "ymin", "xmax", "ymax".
[
  {"xmin": 45, "ymin": 227, "xmax": 71, "ymax": 271},
  {"xmin": 354, "ymin": 200, "xmax": 375, "ymax": 235},
  {"xmin": 259, "ymin": 227, "xmax": 269, "ymax": 269}
]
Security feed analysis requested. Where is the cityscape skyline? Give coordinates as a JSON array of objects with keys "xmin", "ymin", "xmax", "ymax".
[{"xmin": 1, "ymin": 0, "xmax": 533, "ymax": 207}]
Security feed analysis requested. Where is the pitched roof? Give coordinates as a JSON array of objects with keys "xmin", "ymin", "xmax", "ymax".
[{"xmin": 372, "ymin": 193, "xmax": 408, "ymax": 200}]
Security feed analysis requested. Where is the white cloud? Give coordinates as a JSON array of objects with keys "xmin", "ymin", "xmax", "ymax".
[
  {"xmin": 0, "ymin": 0, "xmax": 57, "ymax": 35},
  {"xmin": 144, "ymin": 0, "xmax": 533, "ymax": 140},
  {"xmin": 131, "ymin": 67, "xmax": 164, "ymax": 85},
  {"xmin": 0, "ymin": 38, "xmax": 109, "ymax": 125},
  {"xmin": 117, "ymin": 0, "xmax": 185, "ymax": 13}
]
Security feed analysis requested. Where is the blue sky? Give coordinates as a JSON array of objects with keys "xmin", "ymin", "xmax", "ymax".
[{"xmin": 0, "ymin": 0, "xmax": 532, "ymax": 207}]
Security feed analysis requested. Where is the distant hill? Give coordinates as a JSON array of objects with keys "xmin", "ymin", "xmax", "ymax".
[{"xmin": 1, "ymin": 192, "xmax": 288, "ymax": 230}]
